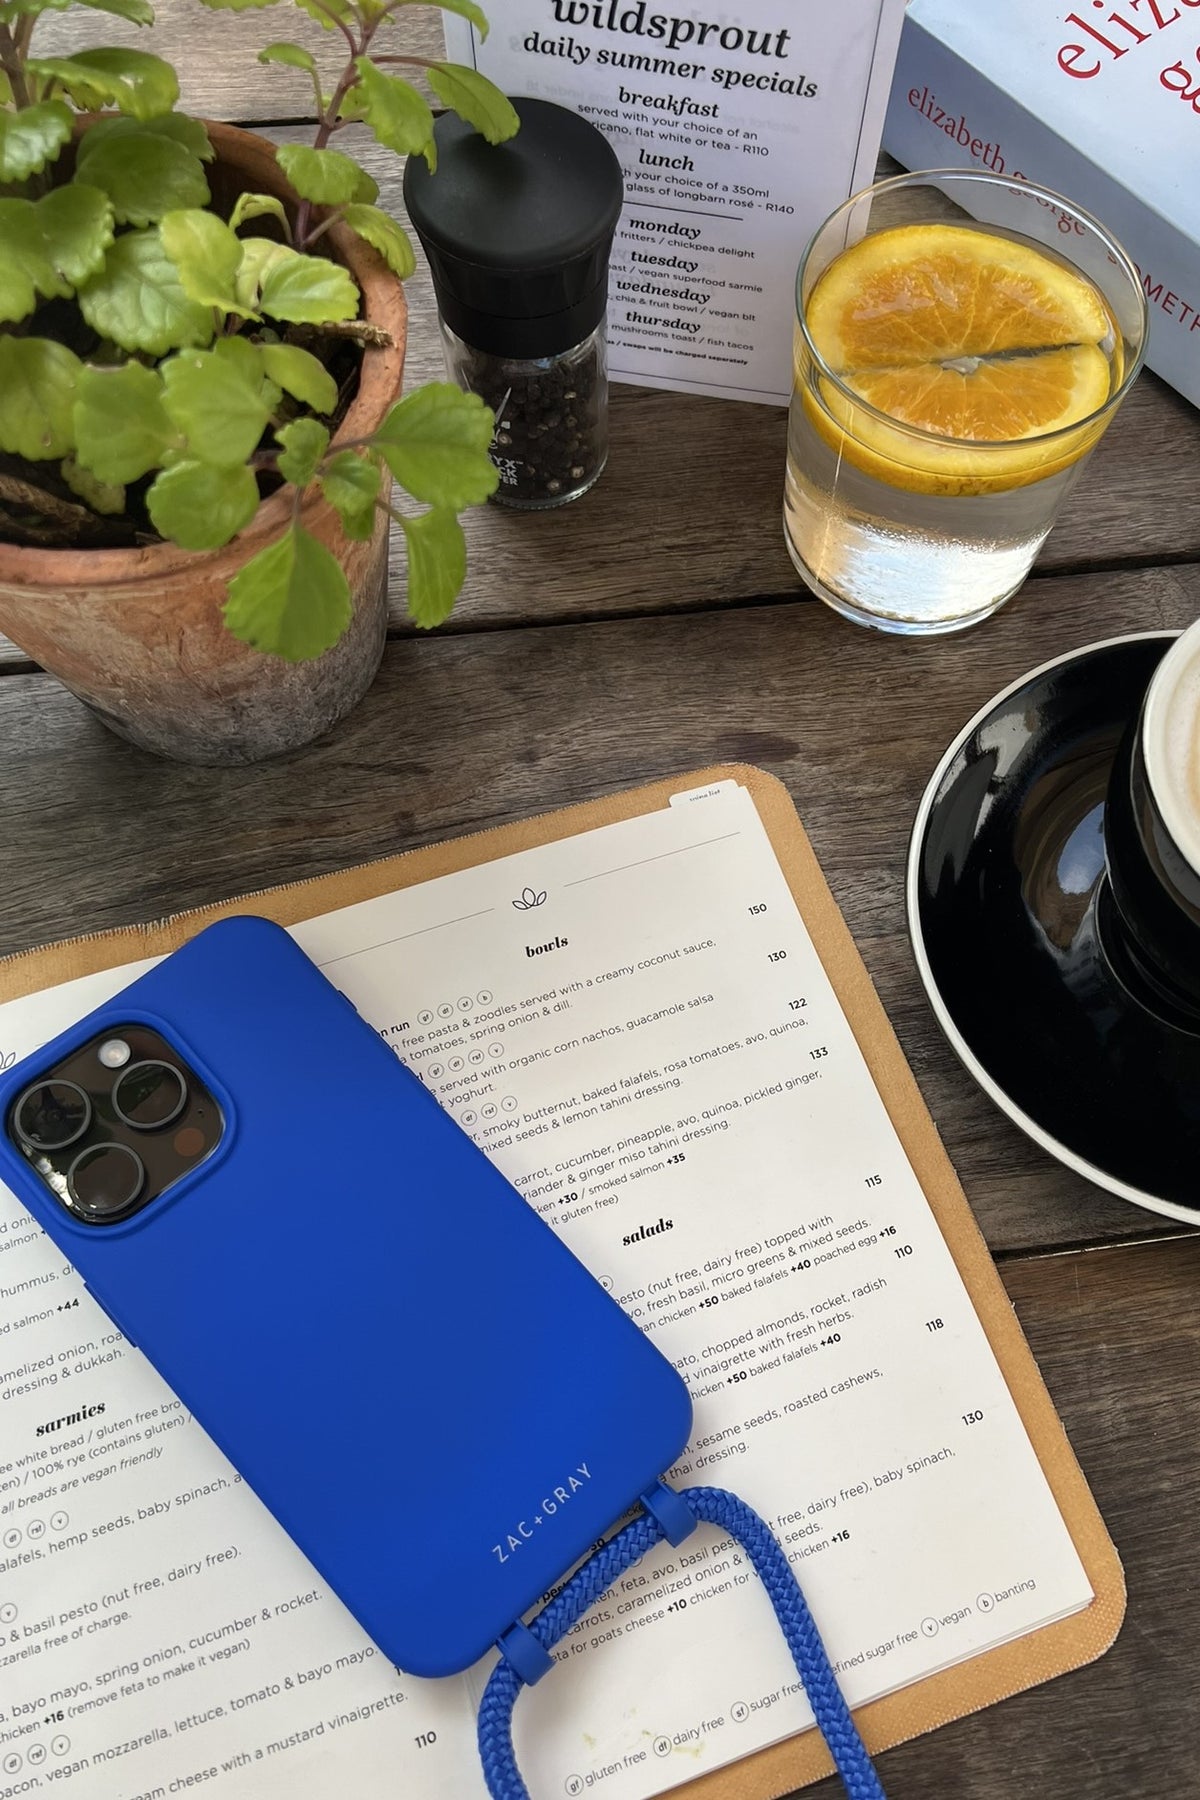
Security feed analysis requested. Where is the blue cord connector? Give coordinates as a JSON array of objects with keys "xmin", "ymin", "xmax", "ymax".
[{"xmin": 478, "ymin": 1483, "xmax": 887, "ymax": 1800}]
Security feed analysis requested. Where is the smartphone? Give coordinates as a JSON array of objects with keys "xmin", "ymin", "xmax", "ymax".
[{"xmin": 0, "ymin": 916, "xmax": 692, "ymax": 1677}]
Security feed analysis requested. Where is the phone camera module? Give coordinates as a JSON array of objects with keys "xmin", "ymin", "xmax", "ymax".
[
  {"xmin": 112, "ymin": 1060, "xmax": 188, "ymax": 1131},
  {"xmin": 67, "ymin": 1142, "xmax": 145, "ymax": 1221},
  {"xmin": 14, "ymin": 1080, "xmax": 92, "ymax": 1151},
  {"xmin": 9, "ymin": 1029, "xmax": 221, "ymax": 1225}
]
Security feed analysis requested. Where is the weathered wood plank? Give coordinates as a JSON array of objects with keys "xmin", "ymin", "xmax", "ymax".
[
  {"xmin": 32, "ymin": 0, "xmax": 444, "ymax": 118},
  {"xmin": 806, "ymin": 1232, "xmax": 1200, "ymax": 1799},
  {"xmin": 1, "ymin": 562, "xmax": 1197, "ymax": 1254}
]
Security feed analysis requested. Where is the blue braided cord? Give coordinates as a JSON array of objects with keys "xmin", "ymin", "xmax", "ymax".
[{"xmin": 477, "ymin": 1484, "xmax": 886, "ymax": 1800}]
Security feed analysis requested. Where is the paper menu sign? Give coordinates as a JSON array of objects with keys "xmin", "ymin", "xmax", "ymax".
[
  {"xmin": 0, "ymin": 780, "xmax": 1094, "ymax": 1800},
  {"xmin": 441, "ymin": 1, "xmax": 907, "ymax": 404}
]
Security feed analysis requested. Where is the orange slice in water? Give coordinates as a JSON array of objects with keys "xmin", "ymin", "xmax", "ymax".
[{"xmin": 801, "ymin": 223, "xmax": 1117, "ymax": 494}]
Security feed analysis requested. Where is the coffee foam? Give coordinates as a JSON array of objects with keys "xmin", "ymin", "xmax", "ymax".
[{"xmin": 1143, "ymin": 620, "xmax": 1200, "ymax": 877}]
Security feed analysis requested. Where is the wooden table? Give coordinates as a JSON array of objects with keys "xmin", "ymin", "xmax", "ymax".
[{"xmin": 7, "ymin": 13, "xmax": 1200, "ymax": 1797}]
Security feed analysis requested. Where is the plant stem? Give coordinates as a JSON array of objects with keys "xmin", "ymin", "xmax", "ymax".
[
  {"xmin": 0, "ymin": 22, "xmax": 33, "ymax": 109},
  {"xmin": 368, "ymin": 53, "xmax": 432, "ymax": 69},
  {"xmin": 312, "ymin": 63, "xmax": 360, "ymax": 152},
  {"xmin": 288, "ymin": 319, "xmax": 395, "ymax": 349},
  {"xmin": 296, "ymin": 49, "xmax": 364, "ymax": 246},
  {"xmin": 13, "ymin": 11, "xmax": 36, "ymax": 63},
  {"xmin": 302, "ymin": 212, "xmax": 342, "ymax": 248}
]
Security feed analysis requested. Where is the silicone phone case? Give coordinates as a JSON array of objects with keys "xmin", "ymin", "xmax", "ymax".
[{"xmin": 0, "ymin": 917, "xmax": 693, "ymax": 1676}]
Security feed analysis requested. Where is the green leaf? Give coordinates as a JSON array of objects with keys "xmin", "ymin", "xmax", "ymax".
[
  {"xmin": 426, "ymin": 64, "xmax": 519, "ymax": 145},
  {"xmin": 401, "ymin": 508, "xmax": 466, "ymax": 629},
  {"xmin": 75, "ymin": 128, "xmax": 210, "ymax": 226},
  {"xmin": 373, "ymin": 383, "xmax": 497, "ymax": 509},
  {"xmin": 0, "ymin": 336, "xmax": 82, "ymax": 461},
  {"xmin": 160, "ymin": 207, "xmax": 249, "ymax": 313},
  {"xmin": 224, "ymin": 523, "xmax": 351, "ymax": 660},
  {"xmin": 75, "ymin": 0, "xmax": 156, "ymax": 23},
  {"xmin": 77, "ymin": 227, "xmax": 215, "ymax": 355},
  {"xmin": 276, "ymin": 416, "xmax": 329, "ymax": 487},
  {"xmin": 431, "ymin": 0, "xmax": 489, "ymax": 35},
  {"xmin": 0, "ymin": 198, "xmax": 61, "ymax": 323},
  {"xmin": 0, "ymin": 100, "xmax": 72, "ymax": 181},
  {"xmin": 260, "ymin": 343, "xmax": 337, "ymax": 414},
  {"xmin": 0, "ymin": 0, "xmax": 72, "ymax": 15},
  {"xmin": 258, "ymin": 42, "xmax": 320, "ymax": 112},
  {"xmin": 320, "ymin": 450, "xmax": 379, "ymax": 541},
  {"xmin": 162, "ymin": 338, "xmax": 273, "ymax": 465},
  {"xmin": 294, "ymin": 0, "xmax": 354, "ymax": 25},
  {"xmin": 0, "ymin": 184, "xmax": 115, "ymax": 323},
  {"xmin": 275, "ymin": 143, "xmax": 377, "ymax": 207},
  {"xmin": 229, "ymin": 192, "xmax": 291, "ymax": 237},
  {"xmin": 27, "ymin": 49, "xmax": 179, "ymax": 120},
  {"xmin": 340, "ymin": 203, "xmax": 415, "ymax": 279},
  {"xmin": 333, "ymin": 83, "xmax": 368, "ymax": 125},
  {"xmin": 260, "ymin": 248, "xmax": 357, "ymax": 324},
  {"xmin": 147, "ymin": 458, "xmax": 259, "ymax": 549},
  {"xmin": 61, "ymin": 455, "xmax": 124, "ymax": 515},
  {"xmin": 74, "ymin": 360, "xmax": 175, "ymax": 483},
  {"xmin": 258, "ymin": 40, "xmax": 316, "ymax": 72},
  {"xmin": 81, "ymin": 112, "xmax": 214, "ymax": 160},
  {"xmin": 36, "ymin": 184, "xmax": 116, "ymax": 288},
  {"xmin": 0, "ymin": 268, "xmax": 38, "ymax": 326},
  {"xmin": 353, "ymin": 58, "xmax": 435, "ymax": 166},
  {"xmin": 233, "ymin": 236, "xmax": 291, "ymax": 311}
]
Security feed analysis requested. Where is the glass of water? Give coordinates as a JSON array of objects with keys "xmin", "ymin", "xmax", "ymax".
[{"xmin": 784, "ymin": 169, "xmax": 1147, "ymax": 635}]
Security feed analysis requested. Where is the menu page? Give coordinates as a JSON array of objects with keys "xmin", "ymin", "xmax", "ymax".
[
  {"xmin": 442, "ymin": 0, "xmax": 906, "ymax": 403},
  {"xmin": 0, "ymin": 780, "xmax": 1090, "ymax": 1800}
]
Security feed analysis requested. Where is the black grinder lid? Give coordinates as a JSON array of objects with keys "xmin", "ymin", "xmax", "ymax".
[{"xmin": 403, "ymin": 96, "xmax": 624, "ymax": 359}]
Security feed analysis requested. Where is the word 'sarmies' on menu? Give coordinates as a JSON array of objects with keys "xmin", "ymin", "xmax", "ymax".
[{"xmin": 0, "ymin": 776, "xmax": 1117, "ymax": 1800}]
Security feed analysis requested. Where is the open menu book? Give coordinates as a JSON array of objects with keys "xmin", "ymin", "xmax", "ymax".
[{"xmin": 0, "ymin": 770, "xmax": 1122, "ymax": 1800}]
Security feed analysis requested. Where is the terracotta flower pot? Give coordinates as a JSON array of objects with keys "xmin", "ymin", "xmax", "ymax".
[{"xmin": 0, "ymin": 122, "xmax": 407, "ymax": 765}]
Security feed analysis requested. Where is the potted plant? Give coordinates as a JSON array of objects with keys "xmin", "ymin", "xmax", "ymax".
[{"xmin": 0, "ymin": 0, "xmax": 517, "ymax": 762}]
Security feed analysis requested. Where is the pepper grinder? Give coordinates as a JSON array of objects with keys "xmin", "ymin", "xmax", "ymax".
[{"xmin": 404, "ymin": 97, "xmax": 624, "ymax": 510}]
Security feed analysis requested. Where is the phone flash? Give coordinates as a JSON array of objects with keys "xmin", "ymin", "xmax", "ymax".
[{"xmin": 98, "ymin": 1038, "xmax": 132, "ymax": 1069}]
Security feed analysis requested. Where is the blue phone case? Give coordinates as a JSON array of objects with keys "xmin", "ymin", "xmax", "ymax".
[{"xmin": 0, "ymin": 917, "xmax": 693, "ymax": 1676}]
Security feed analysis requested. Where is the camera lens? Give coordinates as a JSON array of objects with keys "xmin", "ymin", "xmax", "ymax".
[
  {"xmin": 112, "ymin": 1060, "xmax": 187, "ymax": 1130},
  {"xmin": 67, "ymin": 1142, "xmax": 144, "ymax": 1221},
  {"xmin": 14, "ymin": 1080, "xmax": 91, "ymax": 1151}
]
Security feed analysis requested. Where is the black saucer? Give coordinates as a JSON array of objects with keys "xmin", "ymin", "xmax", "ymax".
[{"xmin": 908, "ymin": 631, "xmax": 1200, "ymax": 1221}]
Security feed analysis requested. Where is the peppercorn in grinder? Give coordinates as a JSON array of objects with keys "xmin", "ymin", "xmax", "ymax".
[{"xmin": 404, "ymin": 97, "xmax": 624, "ymax": 510}]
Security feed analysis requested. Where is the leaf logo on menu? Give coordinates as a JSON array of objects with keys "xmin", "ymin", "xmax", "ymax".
[{"xmin": 512, "ymin": 887, "xmax": 547, "ymax": 910}]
